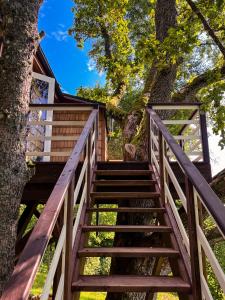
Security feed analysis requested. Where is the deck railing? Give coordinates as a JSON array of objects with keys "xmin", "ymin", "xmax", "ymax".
[
  {"xmin": 147, "ymin": 106, "xmax": 225, "ymax": 299},
  {"xmin": 26, "ymin": 104, "xmax": 95, "ymax": 161},
  {"xmin": 1, "ymin": 109, "xmax": 99, "ymax": 300},
  {"xmin": 148, "ymin": 103, "xmax": 209, "ymax": 163}
]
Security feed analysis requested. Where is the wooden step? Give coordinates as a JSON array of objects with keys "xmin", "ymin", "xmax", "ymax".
[
  {"xmin": 97, "ymin": 161, "xmax": 149, "ymax": 170},
  {"xmin": 78, "ymin": 247, "xmax": 180, "ymax": 258},
  {"xmin": 95, "ymin": 170, "xmax": 152, "ymax": 176},
  {"xmin": 72, "ymin": 275, "xmax": 191, "ymax": 293},
  {"xmin": 86, "ymin": 207, "xmax": 166, "ymax": 213},
  {"xmin": 82, "ymin": 225, "xmax": 172, "ymax": 233},
  {"xmin": 90, "ymin": 192, "xmax": 160, "ymax": 199},
  {"xmin": 93, "ymin": 180, "xmax": 156, "ymax": 186}
]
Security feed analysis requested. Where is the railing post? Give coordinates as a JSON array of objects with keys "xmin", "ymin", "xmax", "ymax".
[
  {"xmin": 95, "ymin": 111, "xmax": 99, "ymax": 163},
  {"xmin": 199, "ymin": 112, "xmax": 210, "ymax": 165},
  {"xmin": 87, "ymin": 133, "xmax": 92, "ymax": 207},
  {"xmin": 147, "ymin": 112, "xmax": 151, "ymax": 162},
  {"xmin": 64, "ymin": 178, "xmax": 75, "ymax": 300},
  {"xmin": 159, "ymin": 132, "xmax": 165, "ymax": 204},
  {"xmin": 185, "ymin": 176, "xmax": 202, "ymax": 300}
]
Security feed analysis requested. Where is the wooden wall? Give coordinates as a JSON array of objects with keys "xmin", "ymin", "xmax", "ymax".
[{"xmin": 51, "ymin": 108, "xmax": 107, "ymax": 162}]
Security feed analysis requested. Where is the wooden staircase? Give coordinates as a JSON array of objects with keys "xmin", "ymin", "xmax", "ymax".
[
  {"xmin": 72, "ymin": 162, "xmax": 192, "ymax": 296},
  {"xmin": 2, "ymin": 104, "xmax": 225, "ymax": 300}
]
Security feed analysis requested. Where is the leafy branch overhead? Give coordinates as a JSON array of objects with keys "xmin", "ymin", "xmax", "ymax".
[{"xmin": 70, "ymin": 0, "xmax": 225, "ymax": 147}]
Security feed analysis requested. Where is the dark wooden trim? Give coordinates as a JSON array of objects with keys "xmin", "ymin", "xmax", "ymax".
[
  {"xmin": 147, "ymin": 114, "xmax": 151, "ymax": 161},
  {"xmin": 159, "ymin": 132, "xmax": 165, "ymax": 204},
  {"xmin": 199, "ymin": 112, "xmax": 210, "ymax": 165},
  {"xmin": 64, "ymin": 178, "xmax": 75, "ymax": 300},
  {"xmin": 29, "ymin": 103, "xmax": 96, "ymax": 108},
  {"xmin": 147, "ymin": 108, "xmax": 225, "ymax": 237},
  {"xmin": 185, "ymin": 177, "xmax": 202, "ymax": 299}
]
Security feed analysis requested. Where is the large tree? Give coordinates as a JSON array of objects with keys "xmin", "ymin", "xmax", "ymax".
[
  {"xmin": 0, "ymin": 0, "xmax": 43, "ymax": 294},
  {"xmin": 71, "ymin": 0, "xmax": 225, "ymax": 153},
  {"xmin": 70, "ymin": 0, "xmax": 225, "ymax": 299}
]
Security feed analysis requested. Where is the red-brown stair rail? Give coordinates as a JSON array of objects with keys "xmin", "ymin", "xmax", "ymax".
[
  {"xmin": 1, "ymin": 109, "xmax": 99, "ymax": 300},
  {"xmin": 147, "ymin": 106, "xmax": 225, "ymax": 300}
]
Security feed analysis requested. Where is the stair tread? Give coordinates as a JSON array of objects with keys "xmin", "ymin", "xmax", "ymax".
[
  {"xmin": 95, "ymin": 170, "xmax": 152, "ymax": 175},
  {"xmin": 82, "ymin": 225, "xmax": 172, "ymax": 232},
  {"xmin": 72, "ymin": 275, "xmax": 191, "ymax": 292},
  {"xmin": 78, "ymin": 247, "xmax": 179, "ymax": 257},
  {"xmin": 93, "ymin": 180, "xmax": 156, "ymax": 186},
  {"xmin": 91, "ymin": 192, "xmax": 160, "ymax": 199},
  {"xmin": 86, "ymin": 207, "xmax": 166, "ymax": 213}
]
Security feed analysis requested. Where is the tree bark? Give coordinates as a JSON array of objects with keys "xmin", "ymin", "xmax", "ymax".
[
  {"xmin": 0, "ymin": 0, "xmax": 42, "ymax": 294},
  {"xmin": 106, "ymin": 2, "xmax": 178, "ymax": 300}
]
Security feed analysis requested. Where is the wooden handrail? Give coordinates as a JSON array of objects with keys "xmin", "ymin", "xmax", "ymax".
[
  {"xmin": 147, "ymin": 108, "xmax": 225, "ymax": 236},
  {"xmin": 29, "ymin": 103, "xmax": 98, "ymax": 108},
  {"xmin": 1, "ymin": 109, "xmax": 98, "ymax": 300}
]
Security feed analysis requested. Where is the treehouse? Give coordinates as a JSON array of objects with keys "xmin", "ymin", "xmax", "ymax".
[{"xmin": 2, "ymin": 47, "xmax": 225, "ymax": 300}]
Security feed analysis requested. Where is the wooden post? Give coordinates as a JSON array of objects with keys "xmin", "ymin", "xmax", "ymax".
[
  {"xmin": 159, "ymin": 132, "xmax": 165, "ymax": 204},
  {"xmin": 185, "ymin": 176, "xmax": 202, "ymax": 300},
  {"xmin": 64, "ymin": 178, "xmax": 75, "ymax": 300},
  {"xmin": 87, "ymin": 133, "xmax": 91, "ymax": 207},
  {"xmin": 199, "ymin": 112, "xmax": 210, "ymax": 165},
  {"xmin": 147, "ymin": 112, "xmax": 151, "ymax": 162}
]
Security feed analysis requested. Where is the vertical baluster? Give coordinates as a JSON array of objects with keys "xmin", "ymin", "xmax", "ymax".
[
  {"xmin": 86, "ymin": 134, "xmax": 91, "ymax": 207},
  {"xmin": 95, "ymin": 112, "xmax": 99, "ymax": 163},
  {"xmin": 185, "ymin": 177, "xmax": 202, "ymax": 300},
  {"xmin": 64, "ymin": 179, "xmax": 75, "ymax": 300},
  {"xmin": 150, "ymin": 119, "xmax": 153, "ymax": 166},
  {"xmin": 199, "ymin": 111, "xmax": 210, "ymax": 165},
  {"xmin": 159, "ymin": 132, "xmax": 165, "ymax": 204},
  {"xmin": 147, "ymin": 113, "xmax": 151, "ymax": 162}
]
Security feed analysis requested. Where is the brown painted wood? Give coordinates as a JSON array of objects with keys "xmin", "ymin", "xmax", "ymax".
[
  {"xmin": 78, "ymin": 247, "xmax": 180, "ymax": 258},
  {"xmin": 97, "ymin": 161, "xmax": 149, "ymax": 170},
  {"xmin": 147, "ymin": 108, "xmax": 225, "ymax": 237},
  {"xmin": 72, "ymin": 276, "xmax": 191, "ymax": 293},
  {"xmin": 1, "ymin": 110, "xmax": 98, "ymax": 300},
  {"xmin": 95, "ymin": 170, "xmax": 152, "ymax": 176},
  {"xmin": 199, "ymin": 113, "xmax": 211, "ymax": 165},
  {"xmin": 159, "ymin": 132, "xmax": 165, "ymax": 204},
  {"xmin": 64, "ymin": 179, "xmax": 75, "ymax": 300},
  {"xmin": 82, "ymin": 225, "xmax": 172, "ymax": 233},
  {"xmin": 165, "ymin": 203, "xmax": 191, "ymax": 281},
  {"xmin": 185, "ymin": 177, "xmax": 202, "ymax": 299},
  {"xmin": 93, "ymin": 180, "xmax": 156, "ymax": 186},
  {"xmin": 90, "ymin": 192, "xmax": 160, "ymax": 199}
]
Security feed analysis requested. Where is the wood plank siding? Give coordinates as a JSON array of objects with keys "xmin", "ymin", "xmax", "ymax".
[{"xmin": 51, "ymin": 109, "xmax": 107, "ymax": 162}]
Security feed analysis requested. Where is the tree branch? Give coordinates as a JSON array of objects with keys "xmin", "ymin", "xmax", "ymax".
[
  {"xmin": 172, "ymin": 65, "xmax": 225, "ymax": 102},
  {"xmin": 186, "ymin": 0, "xmax": 225, "ymax": 59}
]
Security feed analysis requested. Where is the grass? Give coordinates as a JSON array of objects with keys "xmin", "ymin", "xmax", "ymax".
[
  {"xmin": 80, "ymin": 292, "xmax": 106, "ymax": 300},
  {"xmin": 80, "ymin": 293, "xmax": 179, "ymax": 300}
]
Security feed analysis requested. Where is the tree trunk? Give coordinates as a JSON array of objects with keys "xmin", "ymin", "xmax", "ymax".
[
  {"xmin": 123, "ymin": 0, "xmax": 177, "ymax": 160},
  {"xmin": 0, "ymin": 0, "xmax": 42, "ymax": 294},
  {"xmin": 106, "ymin": 1, "xmax": 178, "ymax": 300}
]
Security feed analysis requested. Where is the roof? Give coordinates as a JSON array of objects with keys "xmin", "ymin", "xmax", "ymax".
[{"xmin": 35, "ymin": 47, "xmax": 106, "ymax": 109}]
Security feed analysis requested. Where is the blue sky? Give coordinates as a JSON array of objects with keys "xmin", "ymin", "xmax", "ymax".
[{"xmin": 38, "ymin": 0, "xmax": 105, "ymax": 95}]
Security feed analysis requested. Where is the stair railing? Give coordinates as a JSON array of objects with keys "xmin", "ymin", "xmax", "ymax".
[
  {"xmin": 1, "ymin": 109, "xmax": 99, "ymax": 300},
  {"xmin": 25, "ymin": 103, "xmax": 95, "ymax": 161},
  {"xmin": 147, "ymin": 107, "xmax": 225, "ymax": 300}
]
